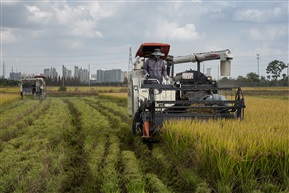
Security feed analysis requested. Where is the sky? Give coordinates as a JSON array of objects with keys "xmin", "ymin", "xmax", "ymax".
[{"xmin": 1, "ymin": 0, "xmax": 288, "ymax": 80}]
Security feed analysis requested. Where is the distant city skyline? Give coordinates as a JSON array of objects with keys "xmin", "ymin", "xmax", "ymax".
[{"xmin": 8, "ymin": 64, "xmax": 127, "ymax": 83}]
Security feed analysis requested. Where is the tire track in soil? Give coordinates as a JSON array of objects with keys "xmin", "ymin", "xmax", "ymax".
[{"xmin": 61, "ymin": 99, "xmax": 89, "ymax": 192}]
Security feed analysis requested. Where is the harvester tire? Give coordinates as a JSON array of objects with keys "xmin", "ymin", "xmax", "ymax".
[{"xmin": 132, "ymin": 112, "xmax": 141, "ymax": 135}]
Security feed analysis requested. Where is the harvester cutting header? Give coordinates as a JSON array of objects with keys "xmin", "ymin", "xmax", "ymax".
[{"xmin": 128, "ymin": 43, "xmax": 245, "ymax": 140}]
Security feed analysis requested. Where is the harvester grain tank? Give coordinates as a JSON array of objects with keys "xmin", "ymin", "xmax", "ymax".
[{"xmin": 127, "ymin": 43, "xmax": 245, "ymax": 140}]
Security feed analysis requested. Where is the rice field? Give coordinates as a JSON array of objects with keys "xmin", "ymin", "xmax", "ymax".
[
  {"xmin": 0, "ymin": 93, "xmax": 21, "ymax": 105},
  {"xmin": 161, "ymin": 96, "xmax": 289, "ymax": 192},
  {"xmin": 0, "ymin": 86, "xmax": 288, "ymax": 192}
]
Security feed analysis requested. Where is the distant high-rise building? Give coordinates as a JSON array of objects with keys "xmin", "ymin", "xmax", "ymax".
[
  {"xmin": 97, "ymin": 69, "xmax": 105, "ymax": 83},
  {"xmin": 44, "ymin": 67, "xmax": 58, "ymax": 79},
  {"xmin": 97, "ymin": 69, "xmax": 122, "ymax": 83},
  {"xmin": 74, "ymin": 66, "xmax": 80, "ymax": 79},
  {"xmin": 62, "ymin": 65, "xmax": 72, "ymax": 79},
  {"xmin": 74, "ymin": 66, "xmax": 90, "ymax": 83},
  {"xmin": 105, "ymin": 69, "xmax": 121, "ymax": 82},
  {"xmin": 9, "ymin": 72, "xmax": 21, "ymax": 80}
]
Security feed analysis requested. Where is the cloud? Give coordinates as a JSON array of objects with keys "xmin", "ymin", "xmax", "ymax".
[
  {"xmin": 24, "ymin": 2, "xmax": 113, "ymax": 39},
  {"xmin": 26, "ymin": 5, "xmax": 54, "ymax": 24},
  {"xmin": 234, "ymin": 9, "xmax": 262, "ymax": 22},
  {"xmin": 145, "ymin": 20, "xmax": 201, "ymax": 41},
  {"xmin": 1, "ymin": 0, "xmax": 20, "ymax": 6},
  {"xmin": 1, "ymin": 28, "xmax": 22, "ymax": 44},
  {"xmin": 233, "ymin": 2, "xmax": 288, "ymax": 23},
  {"xmin": 246, "ymin": 26, "xmax": 287, "ymax": 41},
  {"xmin": 69, "ymin": 20, "xmax": 103, "ymax": 38}
]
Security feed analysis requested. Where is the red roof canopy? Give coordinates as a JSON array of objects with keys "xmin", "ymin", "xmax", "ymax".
[
  {"xmin": 34, "ymin": 75, "xmax": 46, "ymax": 79},
  {"xmin": 135, "ymin": 43, "xmax": 170, "ymax": 59}
]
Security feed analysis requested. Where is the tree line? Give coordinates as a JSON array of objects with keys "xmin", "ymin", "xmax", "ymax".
[
  {"xmin": 0, "ymin": 60, "xmax": 287, "ymax": 87},
  {"xmin": 218, "ymin": 60, "xmax": 288, "ymax": 87}
]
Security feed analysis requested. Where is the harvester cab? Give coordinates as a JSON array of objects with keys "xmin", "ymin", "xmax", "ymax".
[
  {"xmin": 127, "ymin": 43, "xmax": 245, "ymax": 140},
  {"xmin": 20, "ymin": 75, "xmax": 46, "ymax": 100}
]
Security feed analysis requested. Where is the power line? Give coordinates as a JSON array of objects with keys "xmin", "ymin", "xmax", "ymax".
[
  {"xmin": 3, "ymin": 57, "xmax": 128, "ymax": 63},
  {"xmin": 3, "ymin": 52, "xmax": 128, "ymax": 58}
]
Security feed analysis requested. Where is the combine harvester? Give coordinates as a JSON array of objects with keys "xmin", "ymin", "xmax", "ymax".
[
  {"xmin": 20, "ymin": 75, "xmax": 47, "ymax": 100},
  {"xmin": 127, "ymin": 43, "xmax": 245, "ymax": 141}
]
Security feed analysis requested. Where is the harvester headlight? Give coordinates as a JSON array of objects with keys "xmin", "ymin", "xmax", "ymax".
[{"xmin": 182, "ymin": 72, "xmax": 194, "ymax": 79}]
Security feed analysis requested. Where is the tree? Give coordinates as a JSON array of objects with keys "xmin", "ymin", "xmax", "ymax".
[
  {"xmin": 246, "ymin": 72, "xmax": 259, "ymax": 82},
  {"xmin": 237, "ymin": 75, "xmax": 245, "ymax": 81},
  {"xmin": 266, "ymin": 60, "xmax": 287, "ymax": 81}
]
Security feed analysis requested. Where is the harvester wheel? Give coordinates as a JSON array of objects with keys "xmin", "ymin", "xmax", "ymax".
[{"xmin": 132, "ymin": 112, "xmax": 141, "ymax": 135}]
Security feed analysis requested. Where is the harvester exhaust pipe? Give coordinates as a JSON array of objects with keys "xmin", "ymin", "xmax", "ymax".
[{"xmin": 220, "ymin": 60, "xmax": 231, "ymax": 77}]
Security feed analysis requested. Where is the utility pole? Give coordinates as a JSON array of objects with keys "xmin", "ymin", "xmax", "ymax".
[
  {"xmin": 62, "ymin": 65, "xmax": 65, "ymax": 87},
  {"xmin": 256, "ymin": 54, "xmax": 260, "ymax": 78},
  {"xmin": 2, "ymin": 62, "xmax": 5, "ymax": 78},
  {"xmin": 128, "ymin": 47, "xmax": 132, "ymax": 79},
  {"xmin": 88, "ymin": 63, "xmax": 90, "ymax": 86}
]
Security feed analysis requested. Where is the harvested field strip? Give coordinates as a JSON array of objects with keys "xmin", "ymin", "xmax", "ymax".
[
  {"xmin": 100, "ymin": 136, "xmax": 121, "ymax": 193},
  {"xmin": 0, "ymin": 100, "xmax": 51, "ymax": 133},
  {"xmin": 0, "ymin": 100, "xmax": 40, "ymax": 128},
  {"xmin": 82, "ymin": 97, "xmax": 135, "ymax": 149},
  {"xmin": 0, "ymin": 99, "xmax": 51, "ymax": 142},
  {"xmin": 0, "ymin": 98, "xmax": 25, "ymax": 114},
  {"xmin": 67, "ymin": 98, "xmax": 119, "ymax": 192},
  {"xmin": 60, "ymin": 99, "xmax": 88, "ymax": 192},
  {"xmin": 97, "ymin": 94, "xmax": 128, "ymax": 107},
  {"xmin": 145, "ymin": 173, "xmax": 173, "ymax": 193},
  {"xmin": 83, "ymin": 97, "xmax": 131, "ymax": 124},
  {"xmin": 80, "ymin": 97, "xmax": 129, "ymax": 192},
  {"xmin": 121, "ymin": 150, "xmax": 145, "ymax": 193},
  {"xmin": 0, "ymin": 98, "xmax": 73, "ymax": 192},
  {"xmin": 88, "ymin": 97, "xmax": 177, "ymax": 193}
]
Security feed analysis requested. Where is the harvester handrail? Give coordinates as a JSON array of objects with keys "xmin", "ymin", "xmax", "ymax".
[{"xmin": 140, "ymin": 83, "xmax": 241, "ymax": 91}]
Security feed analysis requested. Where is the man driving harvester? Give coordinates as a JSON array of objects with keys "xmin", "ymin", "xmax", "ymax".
[
  {"xmin": 143, "ymin": 48, "xmax": 169, "ymax": 84},
  {"xmin": 141, "ymin": 48, "xmax": 171, "ymax": 139}
]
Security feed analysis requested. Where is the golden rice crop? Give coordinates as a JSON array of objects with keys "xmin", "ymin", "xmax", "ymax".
[
  {"xmin": 161, "ymin": 96, "xmax": 289, "ymax": 191},
  {"xmin": 46, "ymin": 86, "xmax": 127, "ymax": 93},
  {"xmin": 99, "ymin": 92, "xmax": 128, "ymax": 98},
  {"xmin": 0, "ymin": 93, "xmax": 20, "ymax": 105},
  {"xmin": 0, "ymin": 87, "xmax": 19, "ymax": 93},
  {"xmin": 242, "ymin": 87, "xmax": 289, "ymax": 91}
]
